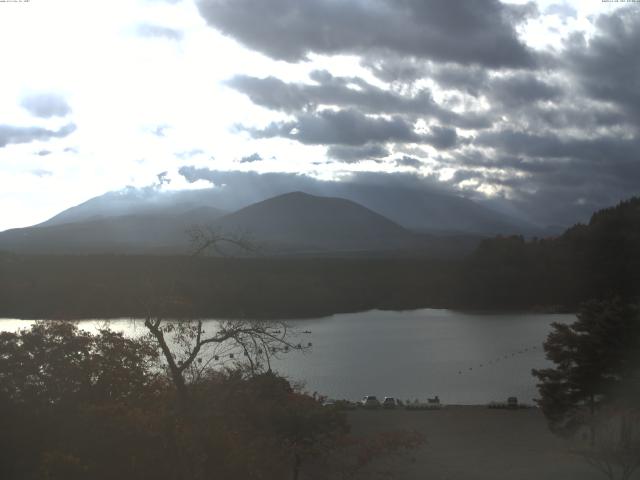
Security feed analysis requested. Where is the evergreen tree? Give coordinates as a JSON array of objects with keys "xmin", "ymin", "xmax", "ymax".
[{"xmin": 532, "ymin": 299, "xmax": 640, "ymax": 437}]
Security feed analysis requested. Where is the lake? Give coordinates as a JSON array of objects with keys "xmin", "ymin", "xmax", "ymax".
[{"xmin": 0, "ymin": 309, "xmax": 574, "ymax": 405}]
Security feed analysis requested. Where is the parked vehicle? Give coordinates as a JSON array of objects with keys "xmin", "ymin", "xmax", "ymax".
[
  {"xmin": 382, "ymin": 397, "xmax": 397, "ymax": 409},
  {"xmin": 361, "ymin": 395, "xmax": 381, "ymax": 408}
]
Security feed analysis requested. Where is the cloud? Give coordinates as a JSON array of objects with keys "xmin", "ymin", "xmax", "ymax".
[
  {"xmin": 150, "ymin": 125, "xmax": 169, "ymax": 137},
  {"xmin": 227, "ymin": 71, "xmax": 437, "ymax": 115},
  {"xmin": 21, "ymin": 93, "xmax": 71, "ymax": 118},
  {"xmin": 395, "ymin": 156, "xmax": 423, "ymax": 169},
  {"xmin": 476, "ymin": 129, "xmax": 640, "ymax": 163},
  {"xmin": 564, "ymin": 8, "xmax": 640, "ymax": 123},
  {"xmin": 226, "ymin": 71, "xmax": 492, "ymax": 129},
  {"xmin": 31, "ymin": 169, "xmax": 53, "ymax": 177},
  {"xmin": 544, "ymin": 2, "xmax": 577, "ymax": 21},
  {"xmin": 240, "ymin": 109, "xmax": 422, "ymax": 146},
  {"xmin": 197, "ymin": 0, "xmax": 537, "ymax": 68},
  {"xmin": 156, "ymin": 171, "xmax": 171, "ymax": 185},
  {"xmin": 239, "ymin": 152, "xmax": 262, "ymax": 163},
  {"xmin": 175, "ymin": 149, "xmax": 205, "ymax": 160},
  {"xmin": 487, "ymin": 73, "xmax": 562, "ymax": 108},
  {"xmin": 136, "ymin": 23, "xmax": 183, "ymax": 41},
  {"xmin": 0, "ymin": 123, "xmax": 76, "ymax": 148},
  {"xmin": 326, "ymin": 144, "xmax": 390, "ymax": 163},
  {"xmin": 35, "ymin": 150, "xmax": 52, "ymax": 157}
]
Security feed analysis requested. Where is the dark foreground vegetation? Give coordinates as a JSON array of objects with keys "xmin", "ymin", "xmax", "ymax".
[
  {"xmin": 1, "ymin": 197, "xmax": 639, "ymax": 319},
  {"xmin": 0, "ymin": 322, "xmax": 423, "ymax": 480},
  {"xmin": 534, "ymin": 298, "xmax": 640, "ymax": 480}
]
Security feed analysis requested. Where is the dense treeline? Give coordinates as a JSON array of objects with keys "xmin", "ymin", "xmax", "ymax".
[
  {"xmin": 0, "ymin": 256, "xmax": 458, "ymax": 319},
  {"xmin": 1, "ymin": 197, "xmax": 638, "ymax": 318},
  {"xmin": 461, "ymin": 197, "xmax": 640, "ymax": 309}
]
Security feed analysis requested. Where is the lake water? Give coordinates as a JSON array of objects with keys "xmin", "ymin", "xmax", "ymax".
[{"xmin": 0, "ymin": 309, "xmax": 574, "ymax": 405}]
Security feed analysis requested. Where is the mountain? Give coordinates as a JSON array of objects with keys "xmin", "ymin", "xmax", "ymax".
[
  {"xmin": 29, "ymin": 179, "xmax": 538, "ymax": 236},
  {"xmin": 38, "ymin": 187, "xmax": 224, "ymax": 228},
  {"xmin": 210, "ymin": 191, "xmax": 420, "ymax": 253},
  {"xmin": 326, "ymin": 183, "xmax": 535, "ymax": 235},
  {"xmin": 0, "ymin": 191, "xmax": 482, "ymax": 257},
  {"xmin": 0, "ymin": 207, "xmax": 225, "ymax": 254}
]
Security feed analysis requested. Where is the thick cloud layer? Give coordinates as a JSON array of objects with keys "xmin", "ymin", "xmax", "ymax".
[
  {"xmin": 197, "ymin": 1, "xmax": 640, "ymax": 227},
  {"xmin": 197, "ymin": 0, "xmax": 537, "ymax": 68}
]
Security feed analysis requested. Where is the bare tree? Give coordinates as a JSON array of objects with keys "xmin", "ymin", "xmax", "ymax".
[
  {"xmin": 143, "ymin": 316, "xmax": 307, "ymax": 406},
  {"xmin": 143, "ymin": 225, "xmax": 307, "ymax": 407}
]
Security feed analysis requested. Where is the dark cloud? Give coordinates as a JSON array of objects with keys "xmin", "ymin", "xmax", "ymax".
[
  {"xmin": 136, "ymin": 23, "xmax": 183, "ymax": 40},
  {"xmin": 424, "ymin": 126, "xmax": 460, "ymax": 150},
  {"xmin": 487, "ymin": 74, "xmax": 562, "ymax": 108},
  {"xmin": 564, "ymin": 8, "xmax": 640, "ymax": 123},
  {"xmin": 429, "ymin": 64, "xmax": 490, "ymax": 96},
  {"xmin": 239, "ymin": 109, "xmax": 422, "ymax": 146},
  {"xmin": 197, "ymin": 0, "xmax": 537, "ymax": 68},
  {"xmin": 197, "ymin": 4, "xmax": 639, "ymax": 229},
  {"xmin": 35, "ymin": 150, "xmax": 52, "ymax": 157},
  {"xmin": 0, "ymin": 123, "xmax": 76, "ymax": 148},
  {"xmin": 476, "ymin": 129, "xmax": 640, "ymax": 163},
  {"xmin": 240, "ymin": 153, "xmax": 262, "ymax": 163},
  {"xmin": 227, "ymin": 71, "xmax": 436, "ymax": 115},
  {"xmin": 21, "ymin": 93, "xmax": 71, "ymax": 118},
  {"xmin": 227, "ymin": 71, "xmax": 492, "ymax": 129},
  {"xmin": 361, "ymin": 57, "xmax": 430, "ymax": 84},
  {"xmin": 326, "ymin": 144, "xmax": 389, "ymax": 163},
  {"xmin": 395, "ymin": 156, "xmax": 423, "ymax": 169},
  {"xmin": 239, "ymin": 107, "xmax": 468, "ymax": 150}
]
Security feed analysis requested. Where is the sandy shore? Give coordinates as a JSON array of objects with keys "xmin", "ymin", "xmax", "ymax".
[{"xmin": 347, "ymin": 406, "xmax": 621, "ymax": 480}]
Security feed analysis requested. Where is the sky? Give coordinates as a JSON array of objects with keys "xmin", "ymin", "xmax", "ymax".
[{"xmin": 0, "ymin": 0, "xmax": 638, "ymax": 231}]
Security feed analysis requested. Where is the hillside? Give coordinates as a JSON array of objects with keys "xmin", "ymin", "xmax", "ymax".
[
  {"xmin": 0, "ymin": 191, "xmax": 481, "ymax": 257},
  {"xmin": 0, "ymin": 207, "xmax": 225, "ymax": 255},
  {"xmin": 458, "ymin": 197, "xmax": 640, "ymax": 309},
  {"xmin": 211, "ymin": 191, "xmax": 420, "ymax": 253},
  {"xmin": 24, "ymin": 180, "xmax": 538, "ymax": 237}
]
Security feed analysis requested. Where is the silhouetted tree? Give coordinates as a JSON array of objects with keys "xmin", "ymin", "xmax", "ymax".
[{"xmin": 533, "ymin": 299, "xmax": 640, "ymax": 440}]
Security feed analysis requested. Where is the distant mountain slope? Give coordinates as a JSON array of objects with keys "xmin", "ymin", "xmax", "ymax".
[
  {"xmin": 31, "ymin": 180, "xmax": 538, "ymax": 236},
  {"xmin": 0, "ymin": 207, "xmax": 225, "ymax": 254},
  {"xmin": 39, "ymin": 187, "xmax": 224, "ymax": 227},
  {"xmin": 0, "ymin": 191, "xmax": 483, "ymax": 257},
  {"xmin": 327, "ymin": 184, "xmax": 534, "ymax": 235},
  {"xmin": 211, "ymin": 191, "xmax": 420, "ymax": 253}
]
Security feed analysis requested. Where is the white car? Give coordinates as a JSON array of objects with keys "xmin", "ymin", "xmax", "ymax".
[{"xmin": 361, "ymin": 395, "xmax": 381, "ymax": 408}]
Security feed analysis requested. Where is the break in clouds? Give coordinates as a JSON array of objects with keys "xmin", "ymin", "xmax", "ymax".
[{"xmin": 197, "ymin": 0, "xmax": 640, "ymax": 227}]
